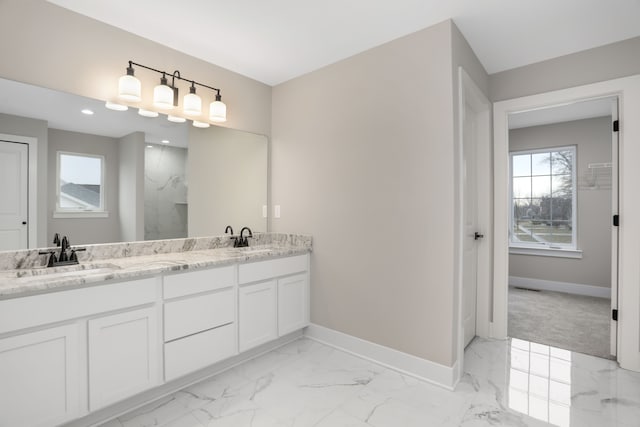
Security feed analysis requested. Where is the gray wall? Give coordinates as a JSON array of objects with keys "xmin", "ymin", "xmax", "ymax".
[
  {"xmin": 272, "ymin": 20, "xmax": 487, "ymax": 367},
  {"xmin": 0, "ymin": 113, "xmax": 48, "ymax": 246},
  {"xmin": 490, "ymin": 36, "xmax": 640, "ymax": 101},
  {"xmin": 118, "ymin": 132, "xmax": 145, "ymax": 242},
  {"xmin": 509, "ymin": 117, "xmax": 612, "ymax": 288},
  {"xmin": 144, "ymin": 144, "xmax": 188, "ymax": 241},
  {"xmin": 0, "ymin": 1, "xmax": 272, "ymax": 137},
  {"xmin": 48, "ymin": 128, "xmax": 121, "ymax": 245},
  {"xmin": 188, "ymin": 126, "xmax": 268, "ymax": 237}
]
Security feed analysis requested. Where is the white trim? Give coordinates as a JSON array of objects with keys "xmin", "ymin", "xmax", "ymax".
[
  {"xmin": 56, "ymin": 151, "xmax": 106, "ymax": 213},
  {"xmin": 509, "ymin": 276, "xmax": 611, "ymax": 298},
  {"xmin": 304, "ymin": 323, "xmax": 458, "ymax": 390},
  {"xmin": 53, "ymin": 211, "xmax": 109, "ymax": 219},
  {"xmin": 509, "ymin": 246, "xmax": 582, "ymax": 259},
  {"xmin": 492, "ymin": 74, "xmax": 640, "ymax": 373},
  {"xmin": 0, "ymin": 134, "xmax": 38, "ymax": 249}
]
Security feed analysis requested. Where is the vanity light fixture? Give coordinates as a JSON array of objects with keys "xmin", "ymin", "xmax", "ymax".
[
  {"xmin": 105, "ymin": 101, "xmax": 128, "ymax": 111},
  {"xmin": 138, "ymin": 108, "xmax": 159, "ymax": 118},
  {"xmin": 192, "ymin": 120, "xmax": 210, "ymax": 128},
  {"xmin": 117, "ymin": 60, "xmax": 226, "ymax": 122},
  {"xmin": 167, "ymin": 115, "xmax": 186, "ymax": 123}
]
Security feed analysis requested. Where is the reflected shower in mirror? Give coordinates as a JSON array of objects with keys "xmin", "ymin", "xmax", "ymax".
[{"xmin": 0, "ymin": 77, "xmax": 267, "ymax": 250}]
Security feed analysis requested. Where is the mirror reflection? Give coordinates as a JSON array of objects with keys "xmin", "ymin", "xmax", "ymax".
[{"xmin": 0, "ymin": 78, "xmax": 267, "ymax": 250}]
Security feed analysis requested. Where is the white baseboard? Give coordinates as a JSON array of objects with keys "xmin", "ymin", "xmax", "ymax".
[
  {"xmin": 509, "ymin": 276, "xmax": 611, "ymax": 298},
  {"xmin": 304, "ymin": 323, "xmax": 458, "ymax": 390}
]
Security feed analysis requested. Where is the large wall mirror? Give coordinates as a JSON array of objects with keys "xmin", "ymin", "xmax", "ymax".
[{"xmin": 0, "ymin": 77, "xmax": 267, "ymax": 251}]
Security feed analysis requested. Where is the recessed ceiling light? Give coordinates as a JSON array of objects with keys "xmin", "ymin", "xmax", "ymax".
[
  {"xmin": 138, "ymin": 108, "xmax": 159, "ymax": 118},
  {"xmin": 146, "ymin": 145, "xmax": 154, "ymax": 148},
  {"xmin": 167, "ymin": 115, "xmax": 186, "ymax": 123},
  {"xmin": 192, "ymin": 120, "xmax": 210, "ymax": 128},
  {"xmin": 81, "ymin": 109, "xmax": 94, "ymax": 115},
  {"xmin": 105, "ymin": 101, "xmax": 128, "ymax": 111},
  {"xmin": 161, "ymin": 139, "xmax": 170, "ymax": 144}
]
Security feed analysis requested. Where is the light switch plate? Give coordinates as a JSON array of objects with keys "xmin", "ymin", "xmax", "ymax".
[
  {"xmin": 274, "ymin": 205, "xmax": 281, "ymax": 218},
  {"xmin": 262, "ymin": 205, "xmax": 267, "ymax": 218}
]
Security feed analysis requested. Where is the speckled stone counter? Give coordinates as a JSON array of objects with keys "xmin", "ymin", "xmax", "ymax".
[{"xmin": 0, "ymin": 233, "xmax": 312, "ymax": 299}]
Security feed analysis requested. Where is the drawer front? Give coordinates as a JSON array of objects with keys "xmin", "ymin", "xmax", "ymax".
[
  {"xmin": 164, "ymin": 323, "xmax": 237, "ymax": 381},
  {"xmin": 164, "ymin": 288, "xmax": 234, "ymax": 341},
  {"xmin": 0, "ymin": 278, "xmax": 157, "ymax": 335},
  {"xmin": 238, "ymin": 254, "xmax": 308, "ymax": 284},
  {"xmin": 163, "ymin": 265, "xmax": 235, "ymax": 299}
]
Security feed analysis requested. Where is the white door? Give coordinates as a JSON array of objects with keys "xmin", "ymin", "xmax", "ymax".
[
  {"xmin": 88, "ymin": 306, "xmax": 160, "ymax": 410},
  {"xmin": 238, "ymin": 280, "xmax": 277, "ymax": 352},
  {"xmin": 462, "ymin": 101, "xmax": 479, "ymax": 348},
  {"xmin": 0, "ymin": 140, "xmax": 28, "ymax": 250},
  {"xmin": 0, "ymin": 324, "xmax": 81, "ymax": 427}
]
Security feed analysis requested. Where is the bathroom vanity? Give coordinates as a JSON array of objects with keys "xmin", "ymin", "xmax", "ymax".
[{"xmin": 0, "ymin": 233, "xmax": 311, "ymax": 427}]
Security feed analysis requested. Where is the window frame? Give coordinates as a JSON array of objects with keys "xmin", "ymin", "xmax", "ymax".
[
  {"xmin": 508, "ymin": 145, "xmax": 577, "ymax": 253},
  {"xmin": 55, "ymin": 151, "xmax": 108, "ymax": 218}
]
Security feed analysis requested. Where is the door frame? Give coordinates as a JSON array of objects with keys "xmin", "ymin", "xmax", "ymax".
[
  {"xmin": 491, "ymin": 75, "xmax": 640, "ymax": 372},
  {"xmin": 0, "ymin": 134, "xmax": 38, "ymax": 249},
  {"xmin": 455, "ymin": 67, "xmax": 491, "ymax": 381}
]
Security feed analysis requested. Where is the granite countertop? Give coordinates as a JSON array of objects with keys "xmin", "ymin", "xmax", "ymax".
[{"xmin": 0, "ymin": 243, "xmax": 310, "ymax": 300}]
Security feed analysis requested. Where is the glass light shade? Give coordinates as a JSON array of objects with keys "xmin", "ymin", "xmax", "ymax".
[
  {"xmin": 192, "ymin": 120, "xmax": 210, "ymax": 128},
  {"xmin": 183, "ymin": 92, "xmax": 202, "ymax": 116},
  {"xmin": 153, "ymin": 84, "xmax": 174, "ymax": 109},
  {"xmin": 118, "ymin": 74, "xmax": 141, "ymax": 102},
  {"xmin": 209, "ymin": 100, "xmax": 227, "ymax": 122},
  {"xmin": 138, "ymin": 108, "xmax": 159, "ymax": 118},
  {"xmin": 105, "ymin": 101, "xmax": 128, "ymax": 111},
  {"xmin": 167, "ymin": 115, "xmax": 186, "ymax": 123}
]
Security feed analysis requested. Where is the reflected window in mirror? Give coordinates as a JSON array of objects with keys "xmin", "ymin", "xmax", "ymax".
[{"xmin": 55, "ymin": 151, "xmax": 107, "ymax": 218}]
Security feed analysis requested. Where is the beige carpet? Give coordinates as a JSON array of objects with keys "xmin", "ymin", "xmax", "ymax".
[{"xmin": 508, "ymin": 287, "xmax": 612, "ymax": 359}]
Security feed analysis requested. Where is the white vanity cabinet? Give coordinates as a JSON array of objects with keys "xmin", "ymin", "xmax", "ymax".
[
  {"xmin": 0, "ymin": 323, "xmax": 81, "ymax": 427},
  {"xmin": 238, "ymin": 254, "xmax": 310, "ymax": 351},
  {"xmin": 163, "ymin": 265, "xmax": 238, "ymax": 381}
]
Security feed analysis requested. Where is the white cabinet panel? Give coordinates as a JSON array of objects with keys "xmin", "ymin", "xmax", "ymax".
[
  {"xmin": 164, "ymin": 323, "xmax": 236, "ymax": 381},
  {"xmin": 0, "ymin": 324, "xmax": 80, "ymax": 427},
  {"xmin": 238, "ymin": 254, "xmax": 307, "ymax": 284},
  {"xmin": 278, "ymin": 273, "xmax": 310, "ymax": 336},
  {"xmin": 238, "ymin": 280, "xmax": 277, "ymax": 352},
  {"xmin": 88, "ymin": 306, "xmax": 160, "ymax": 410},
  {"xmin": 164, "ymin": 288, "xmax": 235, "ymax": 341},
  {"xmin": 164, "ymin": 265, "xmax": 235, "ymax": 299}
]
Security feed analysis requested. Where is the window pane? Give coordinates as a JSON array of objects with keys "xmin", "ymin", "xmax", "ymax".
[
  {"xmin": 532, "ymin": 152, "xmax": 551, "ymax": 175},
  {"xmin": 531, "ymin": 176, "xmax": 550, "ymax": 198},
  {"xmin": 552, "ymin": 150, "xmax": 573, "ymax": 175},
  {"xmin": 512, "ymin": 154, "xmax": 531, "ymax": 177},
  {"xmin": 551, "ymin": 175, "xmax": 571, "ymax": 197},
  {"xmin": 513, "ymin": 177, "xmax": 531, "ymax": 198},
  {"xmin": 59, "ymin": 153, "xmax": 102, "ymax": 210}
]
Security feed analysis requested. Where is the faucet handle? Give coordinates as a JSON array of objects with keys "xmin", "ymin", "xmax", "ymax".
[
  {"xmin": 39, "ymin": 250, "xmax": 57, "ymax": 267},
  {"xmin": 53, "ymin": 233, "xmax": 60, "ymax": 247},
  {"xmin": 69, "ymin": 247, "xmax": 86, "ymax": 263}
]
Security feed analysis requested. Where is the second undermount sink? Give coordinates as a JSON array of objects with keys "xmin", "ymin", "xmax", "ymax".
[{"xmin": 13, "ymin": 263, "xmax": 121, "ymax": 279}]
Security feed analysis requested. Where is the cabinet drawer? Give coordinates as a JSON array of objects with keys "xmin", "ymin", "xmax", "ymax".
[
  {"xmin": 164, "ymin": 288, "xmax": 234, "ymax": 341},
  {"xmin": 163, "ymin": 265, "xmax": 235, "ymax": 299},
  {"xmin": 238, "ymin": 254, "xmax": 308, "ymax": 284},
  {"xmin": 164, "ymin": 323, "xmax": 237, "ymax": 381}
]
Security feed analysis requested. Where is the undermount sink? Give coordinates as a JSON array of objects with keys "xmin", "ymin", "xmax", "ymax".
[{"xmin": 13, "ymin": 263, "xmax": 121, "ymax": 279}]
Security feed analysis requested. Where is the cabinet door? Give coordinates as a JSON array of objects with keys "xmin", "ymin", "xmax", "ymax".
[
  {"xmin": 238, "ymin": 280, "xmax": 277, "ymax": 352},
  {"xmin": 88, "ymin": 306, "xmax": 160, "ymax": 410},
  {"xmin": 278, "ymin": 273, "xmax": 310, "ymax": 336},
  {"xmin": 0, "ymin": 324, "xmax": 81, "ymax": 427}
]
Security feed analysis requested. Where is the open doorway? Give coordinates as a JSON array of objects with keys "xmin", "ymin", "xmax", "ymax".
[{"xmin": 505, "ymin": 97, "xmax": 617, "ymax": 359}]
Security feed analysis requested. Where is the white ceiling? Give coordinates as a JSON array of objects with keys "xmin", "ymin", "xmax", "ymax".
[
  {"xmin": 48, "ymin": 0, "xmax": 640, "ymax": 86},
  {"xmin": 0, "ymin": 78, "xmax": 189, "ymax": 147}
]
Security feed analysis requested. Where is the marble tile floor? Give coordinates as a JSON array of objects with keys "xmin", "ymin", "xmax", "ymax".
[{"xmin": 100, "ymin": 337, "xmax": 640, "ymax": 427}]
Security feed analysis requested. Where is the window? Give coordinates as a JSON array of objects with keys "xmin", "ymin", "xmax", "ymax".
[
  {"xmin": 510, "ymin": 146, "xmax": 576, "ymax": 250},
  {"xmin": 56, "ymin": 152, "xmax": 106, "ymax": 216}
]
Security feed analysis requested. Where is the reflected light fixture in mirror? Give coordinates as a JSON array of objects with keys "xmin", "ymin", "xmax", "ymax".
[
  {"xmin": 138, "ymin": 108, "xmax": 158, "ymax": 118},
  {"xmin": 193, "ymin": 120, "xmax": 210, "ymax": 128},
  {"xmin": 105, "ymin": 101, "xmax": 128, "ymax": 111},
  {"xmin": 168, "ymin": 115, "xmax": 186, "ymax": 123}
]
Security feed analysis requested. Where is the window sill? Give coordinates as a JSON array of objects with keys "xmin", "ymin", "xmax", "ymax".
[
  {"xmin": 53, "ymin": 211, "xmax": 109, "ymax": 219},
  {"xmin": 509, "ymin": 245, "xmax": 583, "ymax": 259}
]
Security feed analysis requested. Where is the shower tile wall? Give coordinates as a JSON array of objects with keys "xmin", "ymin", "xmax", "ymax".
[{"xmin": 144, "ymin": 144, "xmax": 188, "ymax": 240}]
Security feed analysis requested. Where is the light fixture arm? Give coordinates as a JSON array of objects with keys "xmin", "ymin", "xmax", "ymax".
[{"xmin": 127, "ymin": 60, "xmax": 222, "ymax": 93}]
